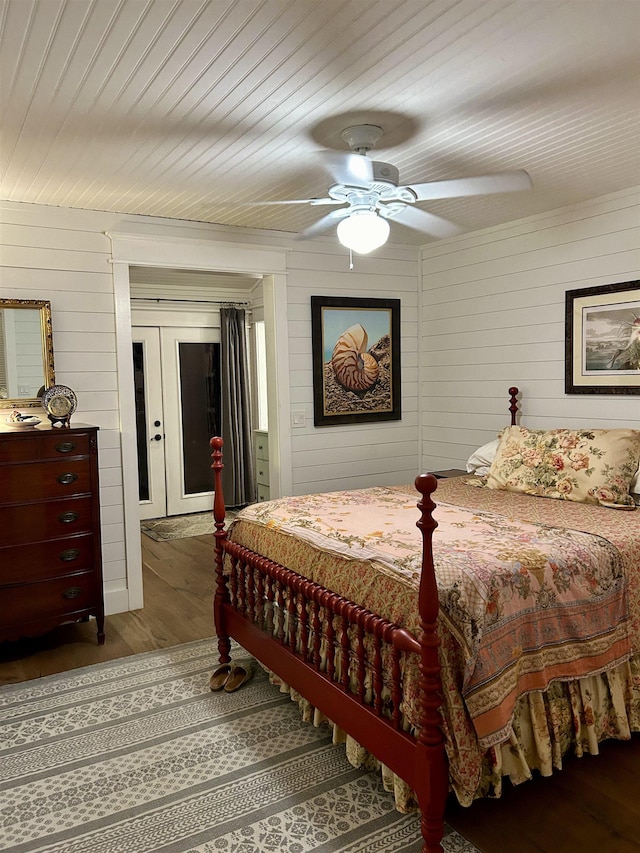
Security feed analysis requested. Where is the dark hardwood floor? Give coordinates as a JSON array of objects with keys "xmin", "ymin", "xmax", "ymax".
[
  {"xmin": 1, "ymin": 531, "xmax": 639, "ymax": 852},
  {"xmin": 0, "ymin": 532, "xmax": 216, "ymax": 684}
]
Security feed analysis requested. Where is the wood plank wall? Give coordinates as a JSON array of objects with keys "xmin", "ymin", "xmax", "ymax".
[
  {"xmin": 419, "ymin": 187, "xmax": 640, "ymax": 473},
  {"xmin": 0, "ymin": 203, "xmax": 128, "ymax": 612},
  {"xmin": 285, "ymin": 242, "xmax": 420, "ymax": 495},
  {"xmin": 0, "ymin": 200, "xmax": 420, "ymax": 612},
  {"xmin": 2, "ymin": 187, "xmax": 636, "ymax": 613}
]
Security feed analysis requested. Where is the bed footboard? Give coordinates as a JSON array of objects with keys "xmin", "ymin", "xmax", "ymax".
[{"xmin": 210, "ymin": 437, "xmax": 448, "ymax": 853}]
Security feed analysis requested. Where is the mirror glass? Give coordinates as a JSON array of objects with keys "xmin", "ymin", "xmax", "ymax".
[{"xmin": 0, "ymin": 298, "xmax": 55, "ymax": 408}]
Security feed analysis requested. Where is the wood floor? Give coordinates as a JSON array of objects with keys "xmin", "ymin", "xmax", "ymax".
[
  {"xmin": 0, "ymin": 532, "xmax": 216, "ymax": 683},
  {"xmin": 1, "ymin": 531, "xmax": 639, "ymax": 852}
]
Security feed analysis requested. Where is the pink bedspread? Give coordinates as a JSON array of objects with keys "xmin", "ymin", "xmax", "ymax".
[{"xmin": 229, "ymin": 479, "xmax": 639, "ymax": 749}]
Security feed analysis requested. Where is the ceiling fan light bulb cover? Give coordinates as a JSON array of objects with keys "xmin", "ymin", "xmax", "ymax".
[{"xmin": 337, "ymin": 211, "xmax": 390, "ymax": 254}]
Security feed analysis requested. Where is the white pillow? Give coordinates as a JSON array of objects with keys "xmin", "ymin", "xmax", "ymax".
[
  {"xmin": 632, "ymin": 465, "xmax": 640, "ymax": 502},
  {"xmin": 466, "ymin": 439, "xmax": 500, "ymax": 475}
]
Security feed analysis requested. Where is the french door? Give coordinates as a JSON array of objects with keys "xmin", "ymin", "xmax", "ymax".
[{"xmin": 132, "ymin": 326, "xmax": 221, "ymax": 519}]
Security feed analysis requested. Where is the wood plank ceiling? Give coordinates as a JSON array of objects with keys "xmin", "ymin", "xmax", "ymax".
[{"xmin": 1, "ymin": 0, "xmax": 639, "ymax": 244}]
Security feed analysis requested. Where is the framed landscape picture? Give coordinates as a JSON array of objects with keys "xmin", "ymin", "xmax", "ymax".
[
  {"xmin": 565, "ymin": 280, "xmax": 640, "ymax": 394},
  {"xmin": 311, "ymin": 295, "xmax": 401, "ymax": 426}
]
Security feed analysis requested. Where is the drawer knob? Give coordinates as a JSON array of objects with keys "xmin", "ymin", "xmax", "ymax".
[
  {"xmin": 61, "ymin": 548, "xmax": 80, "ymax": 562},
  {"xmin": 63, "ymin": 586, "xmax": 82, "ymax": 600},
  {"xmin": 57, "ymin": 472, "xmax": 78, "ymax": 485},
  {"xmin": 56, "ymin": 441, "xmax": 75, "ymax": 454},
  {"xmin": 59, "ymin": 511, "xmax": 79, "ymax": 523}
]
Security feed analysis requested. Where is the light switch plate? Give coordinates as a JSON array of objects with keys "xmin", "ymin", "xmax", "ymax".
[{"xmin": 291, "ymin": 411, "xmax": 306, "ymax": 428}]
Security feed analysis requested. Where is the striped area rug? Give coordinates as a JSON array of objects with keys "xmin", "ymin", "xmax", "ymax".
[{"xmin": 0, "ymin": 638, "xmax": 478, "ymax": 852}]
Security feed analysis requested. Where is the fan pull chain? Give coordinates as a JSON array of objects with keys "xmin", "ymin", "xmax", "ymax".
[{"xmin": 349, "ymin": 248, "xmax": 354, "ymax": 270}]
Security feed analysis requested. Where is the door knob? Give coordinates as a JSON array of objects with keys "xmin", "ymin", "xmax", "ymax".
[{"xmin": 152, "ymin": 434, "xmax": 162, "ymax": 441}]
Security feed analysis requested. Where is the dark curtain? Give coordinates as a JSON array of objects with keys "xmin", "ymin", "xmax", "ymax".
[{"xmin": 220, "ymin": 307, "xmax": 256, "ymax": 507}]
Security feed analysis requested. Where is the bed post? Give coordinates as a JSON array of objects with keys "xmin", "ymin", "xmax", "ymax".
[
  {"xmin": 414, "ymin": 472, "xmax": 447, "ymax": 853},
  {"xmin": 509, "ymin": 386, "xmax": 519, "ymax": 426},
  {"xmin": 210, "ymin": 436, "xmax": 231, "ymax": 664}
]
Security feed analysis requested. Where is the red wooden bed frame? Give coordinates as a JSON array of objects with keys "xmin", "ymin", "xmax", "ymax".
[{"xmin": 211, "ymin": 388, "xmax": 520, "ymax": 853}]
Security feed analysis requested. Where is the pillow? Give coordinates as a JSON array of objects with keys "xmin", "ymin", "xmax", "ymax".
[
  {"xmin": 466, "ymin": 439, "xmax": 499, "ymax": 475},
  {"xmin": 486, "ymin": 426, "xmax": 640, "ymax": 508}
]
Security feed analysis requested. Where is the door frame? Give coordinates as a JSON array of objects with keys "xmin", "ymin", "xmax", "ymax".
[{"xmin": 108, "ymin": 233, "xmax": 290, "ymax": 611}]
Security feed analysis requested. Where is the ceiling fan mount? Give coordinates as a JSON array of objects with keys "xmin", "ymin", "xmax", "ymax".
[{"xmin": 340, "ymin": 124, "xmax": 384, "ymax": 154}]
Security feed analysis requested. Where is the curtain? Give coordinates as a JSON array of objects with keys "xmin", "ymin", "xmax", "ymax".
[{"xmin": 220, "ymin": 307, "xmax": 256, "ymax": 507}]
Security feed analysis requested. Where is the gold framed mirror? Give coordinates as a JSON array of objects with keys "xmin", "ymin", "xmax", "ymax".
[{"xmin": 0, "ymin": 298, "xmax": 55, "ymax": 409}]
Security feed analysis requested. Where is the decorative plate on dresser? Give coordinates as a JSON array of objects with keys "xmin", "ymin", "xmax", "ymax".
[
  {"xmin": 42, "ymin": 384, "xmax": 77, "ymax": 427},
  {"xmin": 0, "ymin": 423, "xmax": 105, "ymax": 644}
]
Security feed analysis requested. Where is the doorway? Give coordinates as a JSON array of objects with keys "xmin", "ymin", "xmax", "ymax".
[
  {"xmin": 133, "ymin": 325, "xmax": 221, "ymax": 519},
  {"xmin": 109, "ymin": 234, "xmax": 290, "ymax": 615}
]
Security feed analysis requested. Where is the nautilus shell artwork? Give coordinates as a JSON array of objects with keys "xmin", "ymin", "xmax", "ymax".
[{"xmin": 331, "ymin": 323, "xmax": 379, "ymax": 392}]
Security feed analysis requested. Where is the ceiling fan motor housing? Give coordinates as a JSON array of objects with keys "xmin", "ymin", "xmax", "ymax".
[{"xmin": 370, "ymin": 161, "xmax": 399, "ymax": 188}]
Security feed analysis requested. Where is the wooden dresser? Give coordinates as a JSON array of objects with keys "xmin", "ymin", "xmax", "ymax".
[
  {"xmin": 0, "ymin": 423, "xmax": 105, "ymax": 644},
  {"xmin": 254, "ymin": 430, "xmax": 270, "ymax": 502}
]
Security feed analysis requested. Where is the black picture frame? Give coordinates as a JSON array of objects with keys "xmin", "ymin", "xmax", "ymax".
[
  {"xmin": 565, "ymin": 280, "xmax": 640, "ymax": 395},
  {"xmin": 311, "ymin": 295, "xmax": 401, "ymax": 426}
]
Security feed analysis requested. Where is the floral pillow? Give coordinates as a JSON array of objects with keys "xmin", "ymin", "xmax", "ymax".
[{"xmin": 485, "ymin": 426, "xmax": 640, "ymax": 508}]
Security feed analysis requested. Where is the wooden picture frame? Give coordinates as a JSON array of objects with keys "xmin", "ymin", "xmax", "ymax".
[
  {"xmin": 311, "ymin": 296, "xmax": 401, "ymax": 426},
  {"xmin": 565, "ymin": 280, "xmax": 640, "ymax": 395}
]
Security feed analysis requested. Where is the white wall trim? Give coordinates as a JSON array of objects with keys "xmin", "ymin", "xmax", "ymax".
[
  {"xmin": 263, "ymin": 273, "xmax": 292, "ymax": 497},
  {"xmin": 107, "ymin": 232, "xmax": 288, "ymax": 274},
  {"xmin": 112, "ymin": 260, "xmax": 144, "ymax": 610},
  {"xmin": 107, "ymin": 231, "xmax": 289, "ymax": 610},
  {"xmin": 104, "ymin": 586, "xmax": 131, "ymax": 617}
]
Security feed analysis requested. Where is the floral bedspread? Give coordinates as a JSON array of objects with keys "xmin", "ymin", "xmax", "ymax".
[{"xmin": 229, "ymin": 480, "xmax": 639, "ymax": 750}]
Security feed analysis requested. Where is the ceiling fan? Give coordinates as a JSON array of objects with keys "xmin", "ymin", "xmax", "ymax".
[{"xmin": 256, "ymin": 125, "xmax": 533, "ymax": 254}]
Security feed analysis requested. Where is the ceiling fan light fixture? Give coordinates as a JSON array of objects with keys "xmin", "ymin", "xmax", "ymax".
[{"xmin": 336, "ymin": 210, "xmax": 390, "ymax": 254}]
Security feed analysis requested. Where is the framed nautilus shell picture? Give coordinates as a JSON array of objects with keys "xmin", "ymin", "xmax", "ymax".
[{"xmin": 311, "ymin": 295, "xmax": 401, "ymax": 426}]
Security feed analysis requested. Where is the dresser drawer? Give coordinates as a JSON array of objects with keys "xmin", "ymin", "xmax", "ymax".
[
  {"xmin": 0, "ymin": 430, "xmax": 92, "ymax": 463},
  {"xmin": 0, "ymin": 423, "xmax": 105, "ymax": 645},
  {"xmin": 38, "ymin": 431, "xmax": 92, "ymax": 460},
  {"xmin": 256, "ymin": 459, "xmax": 270, "ymax": 487},
  {"xmin": 0, "ymin": 533, "xmax": 95, "ymax": 584},
  {"xmin": 1, "ymin": 458, "xmax": 93, "ymax": 503},
  {"xmin": 0, "ymin": 496, "xmax": 94, "ymax": 546},
  {"xmin": 254, "ymin": 432, "xmax": 269, "ymax": 461},
  {"xmin": 0, "ymin": 573, "xmax": 98, "ymax": 627}
]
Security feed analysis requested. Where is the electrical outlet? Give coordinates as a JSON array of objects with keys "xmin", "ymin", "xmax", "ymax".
[{"xmin": 291, "ymin": 411, "xmax": 306, "ymax": 428}]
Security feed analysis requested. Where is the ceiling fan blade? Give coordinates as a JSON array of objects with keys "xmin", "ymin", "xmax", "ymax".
[
  {"xmin": 296, "ymin": 208, "xmax": 351, "ymax": 240},
  {"xmin": 241, "ymin": 197, "xmax": 341, "ymax": 206},
  {"xmin": 382, "ymin": 205, "xmax": 464, "ymax": 239},
  {"xmin": 319, "ymin": 151, "xmax": 374, "ymax": 188},
  {"xmin": 407, "ymin": 170, "xmax": 532, "ymax": 201}
]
